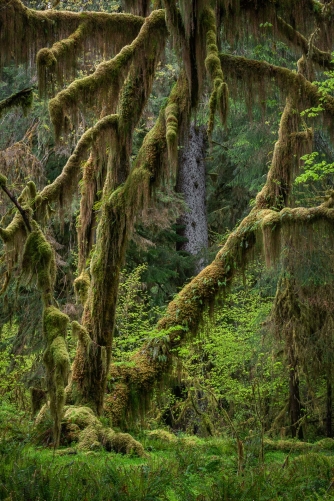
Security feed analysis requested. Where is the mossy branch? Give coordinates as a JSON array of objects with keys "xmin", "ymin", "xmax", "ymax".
[
  {"xmin": 38, "ymin": 114, "xmax": 118, "ymax": 209},
  {"xmin": 49, "ymin": 9, "xmax": 166, "ymax": 140},
  {"xmin": 0, "ymin": 87, "xmax": 34, "ymax": 118},
  {"xmin": 219, "ymin": 53, "xmax": 334, "ymax": 118},
  {"xmin": 276, "ymin": 16, "xmax": 334, "ymax": 71},
  {"xmin": 1, "ymin": 0, "xmax": 143, "ymax": 70},
  {"xmin": 202, "ymin": 7, "xmax": 228, "ymax": 137},
  {"xmin": 0, "ymin": 176, "xmax": 32, "ymax": 232}
]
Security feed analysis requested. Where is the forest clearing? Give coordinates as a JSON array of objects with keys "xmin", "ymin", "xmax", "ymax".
[{"xmin": 2, "ymin": 0, "xmax": 334, "ymax": 499}]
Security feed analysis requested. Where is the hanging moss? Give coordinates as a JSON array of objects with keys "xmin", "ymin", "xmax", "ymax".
[
  {"xmin": 0, "ymin": 88, "xmax": 34, "ymax": 118},
  {"xmin": 38, "ymin": 114, "xmax": 118, "ymax": 215},
  {"xmin": 219, "ymin": 53, "xmax": 334, "ymax": 122},
  {"xmin": 22, "ymin": 228, "xmax": 56, "ymax": 302},
  {"xmin": 0, "ymin": 0, "xmax": 143, "ymax": 74},
  {"xmin": 49, "ymin": 9, "xmax": 166, "ymax": 140}
]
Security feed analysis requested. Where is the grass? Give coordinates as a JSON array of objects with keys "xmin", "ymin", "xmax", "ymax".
[{"xmin": 1, "ymin": 433, "xmax": 334, "ymax": 500}]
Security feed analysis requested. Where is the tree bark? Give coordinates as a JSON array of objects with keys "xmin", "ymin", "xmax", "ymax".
[{"xmin": 177, "ymin": 124, "xmax": 208, "ymax": 272}]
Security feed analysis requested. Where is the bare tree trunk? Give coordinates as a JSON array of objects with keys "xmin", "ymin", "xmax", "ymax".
[{"xmin": 177, "ymin": 124, "xmax": 208, "ymax": 272}]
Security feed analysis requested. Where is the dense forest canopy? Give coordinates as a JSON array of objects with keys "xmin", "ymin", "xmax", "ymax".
[{"xmin": 1, "ymin": 0, "xmax": 334, "ymax": 453}]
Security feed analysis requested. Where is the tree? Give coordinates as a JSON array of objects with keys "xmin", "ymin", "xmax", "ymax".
[{"xmin": 1, "ymin": 0, "xmax": 334, "ymax": 445}]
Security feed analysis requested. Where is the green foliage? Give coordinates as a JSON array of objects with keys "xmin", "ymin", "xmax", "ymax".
[
  {"xmin": 2, "ymin": 437, "xmax": 334, "ymax": 500},
  {"xmin": 295, "ymin": 151, "xmax": 334, "ymax": 184},
  {"xmin": 114, "ymin": 265, "xmax": 160, "ymax": 361}
]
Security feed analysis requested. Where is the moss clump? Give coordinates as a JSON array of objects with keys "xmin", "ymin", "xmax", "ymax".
[
  {"xmin": 64, "ymin": 405, "xmax": 100, "ymax": 429},
  {"xmin": 147, "ymin": 429, "xmax": 177, "ymax": 443},
  {"xmin": 77, "ymin": 425, "xmax": 102, "ymax": 451},
  {"xmin": 74, "ymin": 271, "xmax": 90, "ymax": 305},
  {"xmin": 61, "ymin": 405, "xmax": 145, "ymax": 455},
  {"xmin": 109, "ymin": 432, "xmax": 145, "ymax": 456}
]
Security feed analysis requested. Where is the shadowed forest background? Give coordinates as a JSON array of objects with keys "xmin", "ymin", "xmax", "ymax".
[{"xmin": 2, "ymin": 0, "xmax": 334, "ymax": 499}]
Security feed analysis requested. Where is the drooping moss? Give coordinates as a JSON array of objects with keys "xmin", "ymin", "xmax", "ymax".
[
  {"xmin": 219, "ymin": 53, "xmax": 334, "ymax": 122},
  {"xmin": 0, "ymin": 88, "xmax": 34, "ymax": 118},
  {"xmin": 48, "ymin": 10, "xmax": 166, "ymax": 140},
  {"xmin": 1, "ymin": 0, "xmax": 143, "ymax": 74},
  {"xmin": 22, "ymin": 228, "xmax": 56, "ymax": 302},
  {"xmin": 39, "ymin": 114, "xmax": 118, "ymax": 211}
]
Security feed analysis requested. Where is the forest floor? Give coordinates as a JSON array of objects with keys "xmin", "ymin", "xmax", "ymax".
[{"xmin": 1, "ymin": 432, "xmax": 334, "ymax": 500}]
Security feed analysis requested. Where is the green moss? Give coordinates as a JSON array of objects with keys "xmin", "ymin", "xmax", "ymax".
[
  {"xmin": 202, "ymin": 7, "xmax": 227, "ymax": 136},
  {"xmin": 147, "ymin": 429, "xmax": 177, "ymax": 442},
  {"xmin": 22, "ymin": 229, "xmax": 55, "ymax": 298},
  {"xmin": 72, "ymin": 321, "xmax": 91, "ymax": 349},
  {"xmin": 0, "ymin": 174, "xmax": 7, "ymax": 187},
  {"xmin": 74, "ymin": 271, "xmax": 90, "ymax": 305},
  {"xmin": 0, "ymin": 88, "xmax": 34, "ymax": 118},
  {"xmin": 64, "ymin": 406, "xmax": 100, "ymax": 429}
]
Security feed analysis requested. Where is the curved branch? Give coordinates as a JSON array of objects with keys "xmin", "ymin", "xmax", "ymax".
[
  {"xmin": 276, "ymin": 16, "xmax": 334, "ymax": 70},
  {"xmin": 219, "ymin": 53, "xmax": 334, "ymax": 118},
  {"xmin": 1, "ymin": 0, "xmax": 143, "ymax": 70},
  {"xmin": 49, "ymin": 9, "xmax": 167, "ymax": 139},
  {"xmin": 38, "ymin": 114, "xmax": 118, "ymax": 209},
  {"xmin": 0, "ymin": 182, "xmax": 31, "ymax": 232}
]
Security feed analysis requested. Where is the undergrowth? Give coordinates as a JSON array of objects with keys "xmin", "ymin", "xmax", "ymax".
[{"xmin": 1, "ymin": 433, "xmax": 334, "ymax": 500}]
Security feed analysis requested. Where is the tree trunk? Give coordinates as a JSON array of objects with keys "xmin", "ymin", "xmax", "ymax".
[
  {"xmin": 289, "ymin": 355, "xmax": 303, "ymax": 439},
  {"xmin": 177, "ymin": 124, "xmax": 208, "ymax": 272}
]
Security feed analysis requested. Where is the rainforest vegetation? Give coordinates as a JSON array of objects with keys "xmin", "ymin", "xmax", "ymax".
[{"xmin": 2, "ymin": 0, "xmax": 334, "ymax": 499}]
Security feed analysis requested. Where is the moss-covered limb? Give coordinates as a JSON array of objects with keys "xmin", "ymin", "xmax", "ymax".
[
  {"xmin": 0, "ymin": 212, "xmax": 26, "ymax": 244},
  {"xmin": 201, "ymin": 7, "xmax": 228, "ymax": 136},
  {"xmin": 0, "ymin": 180, "xmax": 32, "ymax": 232},
  {"xmin": 256, "ymin": 96, "xmax": 313, "ymax": 210},
  {"xmin": 219, "ymin": 53, "xmax": 334, "ymax": 119},
  {"xmin": 49, "ymin": 9, "xmax": 167, "ymax": 140},
  {"xmin": 37, "ymin": 22, "xmax": 90, "ymax": 97},
  {"xmin": 165, "ymin": 72, "xmax": 190, "ymax": 178},
  {"xmin": 0, "ymin": 87, "xmax": 34, "ymax": 118},
  {"xmin": 37, "ymin": 10, "xmax": 145, "ymax": 98},
  {"xmin": 219, "ymin": 0, "xmax": 334, "ymax": 51},
  {"xmin": 276, "ymin": 16, "xmax": 334, "ymax": 71},
  {"xmin": 38, "ymin": 115, "xmax": 118, "ymax": 212},
  {"xmin": 1, "ymin": 0, "xmax": 143, "ymax": 70}
]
